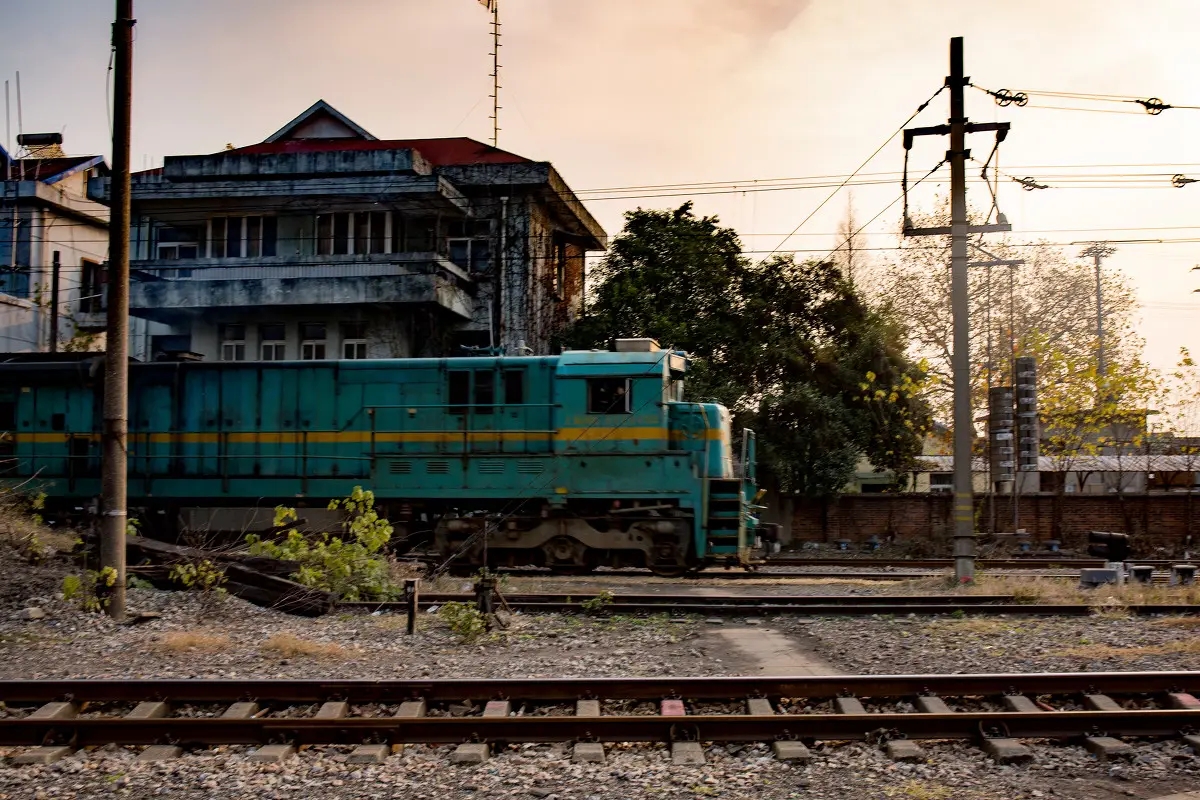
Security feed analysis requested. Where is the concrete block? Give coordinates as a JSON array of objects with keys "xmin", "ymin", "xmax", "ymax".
[
  {"xmin": 29, "ymin": 702, "xmax": 77, "ymax": 720},
  {"xmin": 885, "ymin": 739, "xmax": 925, "ymax": 762},
  {"xmin": 772, "ymin": 741, "xmax": 812, "ymax": 762},
  {"xmin": 1084, "ymin": 694, "xmax": 1122, "ymax": 712},
  {"xmin": 1079, "ymin": 568, "xmax": 1120, "ymax": 588},
  {"xmin": 575, "ymin": 699, "xmax": 601, "ymax": 717},
  {"xmin": 221, "ymin": 702, "xmax": 260, "ymax": 719},
  {"xmin": 347, "ymin": 744, "xmax": 390, "ymax": 764},
  {"xmin": 1182, "ymin": 733, "xmax": 1200, "ymax": 752},
  {"xmin": 126, "ymin": 701, "xmax": 170, "ymax": 719},
  {"xmin": 671, "ymin": 741, "xmax": 705, "ymax": 765},
  {"xmin": 1168, "ymin": 693, "xmax": 1200, "ymax": 710},
  {"xmin": 1129, "ymin": 565, "xmax": 1155, "ymax": 584},
  {"xmin": 573, "ymin": 742, "xmax": 606, "ymax": 763},
  {"xmin": 249, "ymin": 744, "xmax": 296, "ymax": 763},
  {"xmin": 451, "ymin": 743, "xmax": 490, "ymax": 764},
  {"xmin": 390, "ymin": 699, "xmax": 427, "ymax": 754},
  {"xmin": 1171, "ymin": 565, "xmax": 1197, "ymax": 586},
  {"xmin": 915, "ymin": 696, "xmax": 952, "ymax": 714},
  {"xmin": 395, "ymin": 700, "xmax": 427, "ymax": 718},
  {"xmin": 834, "ymin": 697, "xmax": 866, "ymax": 715},
  {"xmin": 137, "ymin": 745, "xmax": 183, "ymax": 762},
  {"xmin": 315, "ymin": 701, "xmax": 349, "ymax": 719},
  {"xmin": 982, "ymin": 738, "xmax": 1034, "ymax": 764},
  {"xmin": 661, "ymin": 699, "xmax": 686, "ymax": 717},
  {"xmin": 11, "ymin": 746, "xmax": 74, "ymax": 765},
  {"xmin": 483, "ymin": 700, "xmax": 511, "ymax": 717},
  {"xmin": 1002, "ymin": 695, "xmax": 1039, "ymax": 713},
  {"xmin": 1084, "ymin": 736, "xmax": 1134, "ymax": 760},
  {"xmin": 746, "ymin": 698, "xmax": 775, "ymax": 716}
]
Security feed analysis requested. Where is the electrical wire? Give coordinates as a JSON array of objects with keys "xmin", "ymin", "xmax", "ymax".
[{"xmin": 763, "ymin": 84, "xmax": 946, "ymax": 258}]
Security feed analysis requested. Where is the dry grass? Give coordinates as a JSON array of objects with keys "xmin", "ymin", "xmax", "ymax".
[
  {"xmin": 1059, "ymin": 639, "xmax": 1200, "ymax": 659},
  {"xmin": 155, "ymin": 631, "xmax": 232, "ymax": 653},
  {"xmin": 912, "ymin": 574, "xmax": 1200, "ymax": 606},
  {"xmin": 1152, "ymin": 616, "xmax": 1200, "ymax": 628},
  {"xmin": 260, "ymin": 633, "xmax": 348, "ymax": 660}
]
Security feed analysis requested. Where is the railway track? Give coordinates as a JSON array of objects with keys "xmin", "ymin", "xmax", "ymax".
[
  {"xmin": 341, "ymin": 593, "xmax": 1200, "ymax": 617},
  {"xmin": 4, "ymin": 672, "xmax": 1200, "ymax": 765}
]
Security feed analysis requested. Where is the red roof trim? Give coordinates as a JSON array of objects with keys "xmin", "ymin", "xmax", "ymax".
[{"xmin": 221, "ymin": 137, "xmax": 531, "ymax": 166}]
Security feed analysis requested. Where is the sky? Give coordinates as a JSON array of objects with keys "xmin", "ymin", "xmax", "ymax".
[{"xmin": 4, "ymin": 0, "xmax": 1200, "ymax": 378}]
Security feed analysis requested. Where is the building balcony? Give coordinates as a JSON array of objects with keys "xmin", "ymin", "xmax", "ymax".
[{"xmin": 127, "ymin": 254, "xmax": 475, "ymax": 323}]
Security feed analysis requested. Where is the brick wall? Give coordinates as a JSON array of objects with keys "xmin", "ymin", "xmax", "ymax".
[{"xmin": 788, "ymin": 493, "xmax": 1200, "ymax": 551}]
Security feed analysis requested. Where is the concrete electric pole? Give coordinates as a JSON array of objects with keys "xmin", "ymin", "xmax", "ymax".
[
  {"xmin": 903, "ymin": 38, "xmax": 1011, "ymax": 583},
  {"xmin": 101, "ymin": 0, "xmax": 135, "ymax": 621}
]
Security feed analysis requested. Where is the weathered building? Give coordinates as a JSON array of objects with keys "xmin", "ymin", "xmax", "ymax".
[
  {"xmin": 1, "ymin": 134, "xmax": 112, "ymax": 352},
  {"xmin": 87, "ymin": 100, "xmax": 607, "ymax": 361}
]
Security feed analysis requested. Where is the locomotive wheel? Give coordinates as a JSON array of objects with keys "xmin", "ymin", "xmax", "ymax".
[{"xmin": 648, "ymin": 564, "xmax": 688, "ymax": 578}]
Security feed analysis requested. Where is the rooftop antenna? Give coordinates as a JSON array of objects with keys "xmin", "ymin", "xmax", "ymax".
[{"xmin": 474, "ymin": 0, "xmax": 501, "ymax": 148}]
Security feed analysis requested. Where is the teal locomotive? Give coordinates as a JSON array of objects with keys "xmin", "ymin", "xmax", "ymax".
[{"xmin": 0, "ymin": 340, "xmax": 759, "ymax": 575}]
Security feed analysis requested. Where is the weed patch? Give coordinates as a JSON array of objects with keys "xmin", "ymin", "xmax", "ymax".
[{"xmin": 260, "ymin": 633, "xmax": 348, "ymax": 659}]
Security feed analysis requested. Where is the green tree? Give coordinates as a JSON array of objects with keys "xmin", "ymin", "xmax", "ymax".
[{"xmin": 567, "ymin": 203, "xmax": 930, "ymax": 497}]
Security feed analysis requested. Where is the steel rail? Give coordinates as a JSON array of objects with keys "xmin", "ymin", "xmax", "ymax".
[
  {"xmin": 4, "ymin": 710, "xmax": 1200, "ymax": 747},
  {"xmin": 343, "ymin": 597, "xmax": 1200, "ymax": 616},
  {"xmin": 399, "ymin": 593, "xmax": 1019, "ymax": 606},
  {"xmin": 4, "ymin": 672, "xmax": 1198, "ymax": 704}
]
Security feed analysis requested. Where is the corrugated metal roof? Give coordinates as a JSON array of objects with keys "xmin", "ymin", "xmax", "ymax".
[
  {"xmin": 917, "ymin": 455, "xmax": 1200, "ymax": 472},
  {"xmin": 4, "ymin": 155, "xmax": 105, "ymax": 183}
]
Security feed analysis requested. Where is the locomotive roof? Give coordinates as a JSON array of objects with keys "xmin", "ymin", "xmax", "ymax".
[{"xmin": 0, "ymin": 349, "xmax": 691, "ymax": 377}]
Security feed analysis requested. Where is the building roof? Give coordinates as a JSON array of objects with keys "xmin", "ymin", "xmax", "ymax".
[
  {"xmin": 917, "ymin": 455, "xmax": 1200, "ymax": 473},
  {"xmin": 223, "ymin": 136, "xmax": 531, "ymax": 166},
  {"xmin": 264, "ymin": 99, "xmax": 377, "ymax": 143},
  {"xmin": 1, "ymin": 142, "xmax": 107, "ymax": 184}
]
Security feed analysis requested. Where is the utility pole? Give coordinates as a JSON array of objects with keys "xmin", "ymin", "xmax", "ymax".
[
  {"xmin": 49, "ymin": 250, "xmax": 60, "ymax": 353},
  {"xmin": 904, "ymin": 37, "xmax": 1011, "ymax": 583},
  {"xmin": 101, "ymin": 0, "xmax": 135, "ymax": 621},
  {"xmin": 1079, "ymin": 242, "xmax": 1115, "ymax": 381}
]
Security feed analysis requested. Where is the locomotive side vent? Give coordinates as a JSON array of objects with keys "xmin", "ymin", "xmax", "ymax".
[
  {"xmin": 388, "ymin": 461, "xmax": 413, "ymax": 475},
  {"xmin": 517, "ymin": 460, "xmax": 545, "ymax": 474},
  {"xmin": 478, "ymin": 461, "xmax": 504, "ymax": 474},
  {"xmin": 426, "ymin": 460, "xmax": 450, "ymax": 475}
]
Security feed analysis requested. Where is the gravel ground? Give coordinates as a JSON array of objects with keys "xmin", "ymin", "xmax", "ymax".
[
  {"xmin": 4, "ymin": 548, "xmax": 1200, "ymax": 799},
  {"xmin": 1, "ymin": 738, "xmax": 1198, "ymax": 800},
  {"xmin": 792, "ymin": 613, "xmax": 1200, "ymax": 674}
]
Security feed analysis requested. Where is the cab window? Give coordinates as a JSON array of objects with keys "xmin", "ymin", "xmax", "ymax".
[{"xmin": 587, "ymin": 378, "xmax": 630, "ymax": 414}]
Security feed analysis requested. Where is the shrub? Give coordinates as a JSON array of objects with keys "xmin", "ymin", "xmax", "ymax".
[
  {"xmin": 438, "ymin": 601, "xmax": 487, "ymax": 642},
  {"xmin": 62, "ymin": 566, "xmax": 118, "ymax": 612},
  {"xmin": 246, "ymin": 487, "xmax": 397, "ymax": 601},
  {"xmin": 581, "ymin": 590, "xmax": 614, "ymax": 615},
  {"xmin": 169, "ymin": 559, "xmax": 227, "ymax": 595}
]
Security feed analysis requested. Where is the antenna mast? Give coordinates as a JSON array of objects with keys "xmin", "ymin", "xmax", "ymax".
[{"xmin": 489, "ymin": 0, "xmax": 501, "ymax": 147}]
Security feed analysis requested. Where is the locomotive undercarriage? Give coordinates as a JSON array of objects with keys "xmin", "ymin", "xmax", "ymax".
[{"xmin": 433, "ymin": 507, "xmax": 697, "ymax": 577}]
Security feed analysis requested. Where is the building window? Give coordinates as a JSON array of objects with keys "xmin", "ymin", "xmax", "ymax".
[
  {"xmin": 342, "ymin": 322, "xmax": 367, "ymax": 359},
  {"xmin": 446, "ymin": 219, "xmax": 493, "ymax": 273},
  {"xmin": 317, "ymin": 211, "xmax": 391, "ymax": 256},
  {"xmin": 220, "ymin": 324, "xmax": 246, "ymax": 362},
  {"xmin": 587, "ymin": 378, "xmax": 631, "ymax": 415},
  {"xmin": 79, "ymin": 260, "xmax": 104, "ymax": 312},
  {"xmin": 553, "ymin": 240, "xmax": 567, "ymax": 299},
  {"xmin": 259, "ymin": 324, "xmax": 285, "ymax": 361},
  {"xmin": 156, "ymin": 223, "xmax": 202, "ymax": 261},
  {"xmin": 208, "ymin": 216, "xmax": 275, "ymax": 259},
  {"xmin": 300, "ymin": 322, "xmax": 326, "ymax": 360}
]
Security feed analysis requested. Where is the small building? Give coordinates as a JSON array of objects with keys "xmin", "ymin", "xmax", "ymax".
[
  {"xmin": 87, "ymin": 100, "xmax": 607, "ymax": 362},
  {"xmin": 1, "ymin": 134, "xmax": 112, "ymax": 352}
]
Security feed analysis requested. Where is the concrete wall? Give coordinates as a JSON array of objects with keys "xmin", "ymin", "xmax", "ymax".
[{"xmin": 182, "ymin": 307, "xmax": 415, "ymax": 362}]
